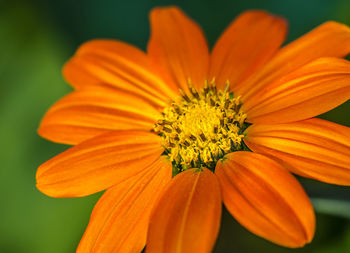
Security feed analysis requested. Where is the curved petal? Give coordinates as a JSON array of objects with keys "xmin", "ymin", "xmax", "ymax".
[
  {"xmin": 245, "ymin": 118, "xmax": 350, "ymax": 185},
  {"xmin": 63, "ymin": 39, "xmax": 178, "ymax": 106},
  {"xmin": 77, "ymin": 156, "xmax": 172, "ymax": 253},
  {"xmin": 146, "ymin": 168, "xmax": 221, "ymax": 253},
  {"xmin": 243, "ymin": 57, "xmax": 350, "ymax": 124},
  {"xmin": 147, "ymin": 6, "xmax": 209, "ymax": 92},
  {"xmin": 39, "ymin": 85, "xmax": 160, "ymax": 145},
  {"xmin": 237, "ymin": 21, "xmax": 350, "ymax": 101},
  {"xmin": 210, "ymin": 10, "xmax": 287, "ymax": 90},
  {"xmin": 36, "ymin": 130, "xmax": 163, "ymax": 197},
  {"xmin": 215, "ymin": 152, "xmax": 315, "ymax": 248}
]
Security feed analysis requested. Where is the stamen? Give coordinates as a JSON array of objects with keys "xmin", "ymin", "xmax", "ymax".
[
  {"xmin": 163, "ymin": 127, "xmax": 172, "ymax": 133},
  {"xmin": 199, "ymin": 132, "xmax": 207, "ymax": 142},
  {"xmin": 180, "ymin": 89, "xmax": 191, "ymax": 102},
  {"xmin": 189, "ymin": 134, "xmax": 197, "ymax": 141}
]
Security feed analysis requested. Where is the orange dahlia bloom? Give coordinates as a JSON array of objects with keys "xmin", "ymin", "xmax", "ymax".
[{"xmin": 37, "ymin": 6, "xmax": 350, "ymax": 252}]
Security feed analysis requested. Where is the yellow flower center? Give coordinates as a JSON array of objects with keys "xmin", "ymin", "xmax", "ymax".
[{"xmin": 154, "ymin": 80, "xmax": 248, "ymax": 174}]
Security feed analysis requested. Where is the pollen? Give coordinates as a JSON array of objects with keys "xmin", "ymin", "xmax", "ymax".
[{"xmin": 154, "ymin": 79, "xmax": 248, "ymax": 173}]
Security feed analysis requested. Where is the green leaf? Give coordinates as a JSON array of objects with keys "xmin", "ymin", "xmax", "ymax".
[{"xmin": 311, "ymin": 198, "xmax": 350, "ymax": 219}]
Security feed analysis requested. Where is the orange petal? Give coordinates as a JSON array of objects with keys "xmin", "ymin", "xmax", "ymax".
[
  {"xmin": 146, "ymin": 168, "xmax": 221, "ymax": 253},
  {"xmin": 245, "ymin": 118, "xmax": 350, "ymax": 185},
  {"xmin": 216, "ymin": 152, "xmax": 315, "ymax": 248},
  {"xmin": 210, "ymin": 10, "xmax": 287, "ymax": 90},
  {"xmin": 36, "ymin": 130, "xmax": 163, "ymax": 197},
  {"xmin": 77, "ymin": 156, "xmax": 172, "ymax": 253},
  {"xmin": 147, "ymin": 6, "xmax": 209, "ymax": 92},
  {"xmin": 38, "ymin": 85, "xmax": 160, "ymax": 145},
  {"xmin": 237, "ymin": 21, "xmax": 350, "ymax": 101},
  {"xmin": 243, "ymin": 57, "xmax": 350, "ymax": 124},
  {"xmin": 63, "ymin": 39, "xmax": 178, "ymax": 106}
]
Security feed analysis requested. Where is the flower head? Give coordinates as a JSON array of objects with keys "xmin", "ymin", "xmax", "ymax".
[
  {"xmin": 154, "ymin": 80, "xmax": 248, "ymax": 171},
  {"xmin": 37, "ymin": 6, "xmax": 350, "ymax": 252}
]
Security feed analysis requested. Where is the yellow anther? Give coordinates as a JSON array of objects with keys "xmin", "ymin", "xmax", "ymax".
[{"xmin": 210, "ymin": 77, "xmax": 216, "ymax": 85}]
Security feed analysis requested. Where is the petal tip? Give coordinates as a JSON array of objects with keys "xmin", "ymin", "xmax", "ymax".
[{"xmin": 324, "ymin": 20, "xmax": 350, "ymax": 32}]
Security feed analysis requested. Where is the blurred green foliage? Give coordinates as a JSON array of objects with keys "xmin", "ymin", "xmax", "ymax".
[{"xmin": 1, "ymin": 0, "xmax": 349, "ymax": 252}]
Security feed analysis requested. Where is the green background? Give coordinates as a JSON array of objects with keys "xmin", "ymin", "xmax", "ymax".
[{"xmin": 1, "ymin": 0, "xmax": 350, "ymax": 252}]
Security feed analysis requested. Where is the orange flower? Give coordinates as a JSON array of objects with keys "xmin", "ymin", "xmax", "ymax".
[{"xmin": 36, "ymin": 6, "xmax": 350, "ymax": 252}]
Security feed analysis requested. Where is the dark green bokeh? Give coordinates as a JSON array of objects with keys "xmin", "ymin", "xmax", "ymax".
[{"xmin": 1, "ymin": 0, "xmax": 349, "ymax": 252}]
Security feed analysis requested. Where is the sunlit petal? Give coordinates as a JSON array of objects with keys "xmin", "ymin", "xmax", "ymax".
[
  {"xmin": 77, "ymin": 156, "xmax": 172, "ymax": 253},
  {"xmin": 216, "ymin": 152, "xmax": 315, "ymax": 247},
  {"xmin": 243, "ymin": 57, "xmax": 350, "ymax": 123},
  {"xmin": 64, "ymin": 39, "xmax": 178, "ymax": 105},
  {"xmin": 39, "ymin": 85, "xmax": 160, "ymax": 145},
  {"xmin": 148, "ymin": 6, "xmax": 209, "ymax": 91},
  {"xmin": 237, "ymin": 21, "xmax": 350, "ymax": 101},
  {"xmin": 245, "ymin": 118, "xmax": 350, "ymax": 185},
  {"xmin": 36, "ymin": 130, "xmax": 163, "ymax": 197},
  {"xmin": 146, "ymin": 168, "xmax": 221, "ymax": 253},
  {"xmin": 210, "ymin": 10, "xmax": 287, "ymax": 90}
]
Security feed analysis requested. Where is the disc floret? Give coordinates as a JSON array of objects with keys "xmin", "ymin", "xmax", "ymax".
[{"xmin": 154, "ymin": 80, "xmax": 247, "ymax": 173}]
